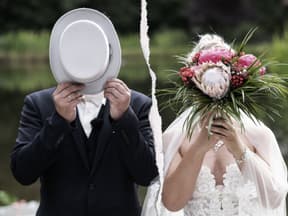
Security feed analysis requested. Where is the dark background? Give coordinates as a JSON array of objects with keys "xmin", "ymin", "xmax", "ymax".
[{"xmin": 1, "ymin": 0, "xmax": 288, "ymax": 39}]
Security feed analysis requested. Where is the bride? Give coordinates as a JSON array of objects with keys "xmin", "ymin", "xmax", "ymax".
[
  {"xmin": 142, "ymin": 34, "xmax": 288, "ymax": 216},
  {"xmin": 161, "ymin": 109, "xmax": 288, "ymax": 216}
]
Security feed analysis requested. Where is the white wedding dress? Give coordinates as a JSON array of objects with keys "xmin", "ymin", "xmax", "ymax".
[
  {"xmin": 184, "ymin": 164, "xmax": 257, "ymax": 216},
  {"xmin": 141, "ymin": 108, "xmax": 288, "ymax": 216}
]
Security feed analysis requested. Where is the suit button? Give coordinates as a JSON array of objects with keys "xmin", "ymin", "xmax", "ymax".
[
  {"xmin": 112, "ymin": 130, "xmax": 116, "ymax": 134},
  {"xmin": 89, "ymin": 183, "xmax": 95, "ymax": 190}
]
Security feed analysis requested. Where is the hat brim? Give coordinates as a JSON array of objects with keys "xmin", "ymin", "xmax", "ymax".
[{"xmin": 49, "ymin": 8, "xmax": 122, "ymax": 94}]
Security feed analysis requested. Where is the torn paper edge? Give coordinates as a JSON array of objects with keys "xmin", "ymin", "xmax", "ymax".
[{"xmin": 140, "ymin": 0, "xmax": 164, "ymax": 215}]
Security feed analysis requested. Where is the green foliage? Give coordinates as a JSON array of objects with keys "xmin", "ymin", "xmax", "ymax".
[
  {"xmin": 269, "ymin": 28, "xmax": 288, "ymax": 70},
  {"xmin": 0, "ymin": 30, "xmax": 184, "ymax": 56},
  {"xmin": 0, "ymin": 31, "xmax": 49, "ymax": 59},
  {"xmin": 259, "ymin": 28, "xmax": 288, "ymax": 147},
  {"xmin": 151, "ymin": 29, "xmax": 189, "ymax": 50},
  {"xmin": 0, "ymin": 191, "xmax": 17, "ymax": 206},
  {"xmin": 119, "ymin": 34, "xmax": 142, "ymax": 55},
  {"xmin": 0, "ymin": 0, "xmax": 287, "ymax": 38}
]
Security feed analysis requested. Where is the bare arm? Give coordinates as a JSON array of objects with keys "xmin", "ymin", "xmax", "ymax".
[
  {"xmin": 162, "ymin": 116, "xmax": 219, "ymax": 211},
  {"xmin": 162, "ymin": 142, "xmax": 206, "ymax": 211}
]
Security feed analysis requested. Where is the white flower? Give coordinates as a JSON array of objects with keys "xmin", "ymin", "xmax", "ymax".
[{"xmin": 192, "ymin": 62, "xmax": 231, "ymax": 99}]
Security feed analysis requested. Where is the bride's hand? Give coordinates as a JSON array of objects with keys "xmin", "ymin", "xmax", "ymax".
[
  {"xmin": 210, "ymin": 119, "xmax": 246, "ymax": 158},
  {"xmin": 193, "ymin": 115, "xmax": 221, "ymax": 154}
]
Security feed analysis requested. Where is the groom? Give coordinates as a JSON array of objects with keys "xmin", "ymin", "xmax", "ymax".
[
  {"xmin": 10, "ymin": 79, "xmax": 158, "ymax": 216},
  {"xmin": 10, "ymin": 7, "xmax": 159, "ymax": 215}
]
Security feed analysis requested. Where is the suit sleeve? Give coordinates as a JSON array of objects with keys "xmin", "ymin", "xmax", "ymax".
[
  {"xmin": 112, "ymin": 98, "xmax": 159, "ymax": 186},
  {"xmin": 10, "ymin": 94, "xmax": 71, "ymax": 185}
]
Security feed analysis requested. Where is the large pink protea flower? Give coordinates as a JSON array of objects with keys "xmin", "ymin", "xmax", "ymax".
[
  {"xmin": 192, "ymin": 62, "xmax": 231, "ymax": 99},
  {"xmin": 198, "ymin": 48, "xmax": 235, "ymax": 64}
]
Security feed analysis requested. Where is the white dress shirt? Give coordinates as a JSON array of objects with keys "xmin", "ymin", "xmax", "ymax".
[{"xmin": 77, "ymin": 91, "xmax": 106, "ymax": 137}]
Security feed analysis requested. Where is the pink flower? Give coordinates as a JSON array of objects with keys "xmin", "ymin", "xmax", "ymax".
[
  {"xmin": 179, "ymin": 67, "xmax": 195, "ymax": 77},
  {"xmin": 237, "ymin": 54, "xmax": 260, "ymax": 68},
  {"xmin": 231, "ymin": 74, "xmax": 247, "ymax": 88},
  {"xmin": 179, "ymin": 67, "xmax": 195, "ymax": 84},
  {"xmin": 198, "ymin": 48, "xmax": 234, "ymax": 64},
  {"xmin": 259, "ymin": 67, "xmax": 266, "ymax": 75},
  {"xmin": 192, "ymin": 52, "xmax": 201, "ymax": 63}
]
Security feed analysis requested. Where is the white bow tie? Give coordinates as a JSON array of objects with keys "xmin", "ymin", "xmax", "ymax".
[
  {"xmin": 81, "ymin": 92, "xmax": 105, "ymax": 107},
  {"xmin": 77, "ymin": 92, "xmax": 106, "ymax": 137}
]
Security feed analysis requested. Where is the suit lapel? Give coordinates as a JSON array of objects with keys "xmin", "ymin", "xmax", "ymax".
[
  {"xmin": 90, "ymin": 102, "xmax": 112, "ymax": 175},
  {"xmin": 71, "ymin": 114, "xmax": 90, "ymax": 172}
]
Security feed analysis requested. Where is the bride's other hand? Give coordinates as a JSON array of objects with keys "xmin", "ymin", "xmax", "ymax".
[
  {"xmin": 210, "ymin": 119, "xmax": 246, "ymax": 159},
  {"xmin": 193, "ymin": 116, "xmax": 221, "ymax": 153}
]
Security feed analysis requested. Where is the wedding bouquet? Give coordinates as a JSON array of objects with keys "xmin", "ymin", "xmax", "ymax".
[{"xmin": 162, "ymin": 29, "xmax": 288, "ymax": 138}]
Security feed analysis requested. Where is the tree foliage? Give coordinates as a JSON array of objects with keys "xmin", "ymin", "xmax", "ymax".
[{"xmin": 0, "ymin": 0, "xmax": 287, "ymax": 37}]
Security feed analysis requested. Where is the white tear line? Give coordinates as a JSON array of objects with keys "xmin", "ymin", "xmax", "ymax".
[{"xmin": 140, "ymin": 0, "xmax": 164, "ymax": 214}]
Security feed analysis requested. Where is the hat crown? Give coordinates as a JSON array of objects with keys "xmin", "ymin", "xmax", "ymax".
[
  {"xmin": 59, "ymin": 19, "xmax": 110, "ymax": 83},
  {"xmin": 49, "ymin": 8, "xmax": 121, "ymax": 94}
]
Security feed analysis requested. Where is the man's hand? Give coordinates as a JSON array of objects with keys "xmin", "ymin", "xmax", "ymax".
[
  {"xmin": 104, "ymin": 79, "xmax": 131, "ymax": 120},
  {"xmin": 53, "ymin": 82, "xmax": 84, "ymax": 123}
]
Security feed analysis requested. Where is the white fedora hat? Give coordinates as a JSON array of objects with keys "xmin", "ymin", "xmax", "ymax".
[{"xmin": 49, "ymin": 8, "xmax": 121, "ymax": 94}]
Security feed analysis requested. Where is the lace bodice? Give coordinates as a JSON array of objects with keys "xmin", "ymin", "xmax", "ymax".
[{"xmin": 184, "ymin": 164, "xmax": 258, "ymax": 216}]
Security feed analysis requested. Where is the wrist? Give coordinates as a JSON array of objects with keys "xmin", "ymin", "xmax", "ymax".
[
  {"xmin": 231, "ymin": 144, "xmax": 245, "ymax": 159},
  {"xmin": 190, "ymin": 142, "xmax": 209, "ymax": 156},
  {"xmin": 226, "ymin": 139, "xmax": 245, "ymax": 158},
  {"xmin": 110, "ymin": 107, "xmax": 129, "ymax": 121},
  {"xmin": 232, "ymin": 146, "xmax": 248, "ymax": 165}
]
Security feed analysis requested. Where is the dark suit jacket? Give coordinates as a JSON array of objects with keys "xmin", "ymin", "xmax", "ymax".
[{"xmin": 11, "ymin": 88, "xmax": 158, "ymax": 216}]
